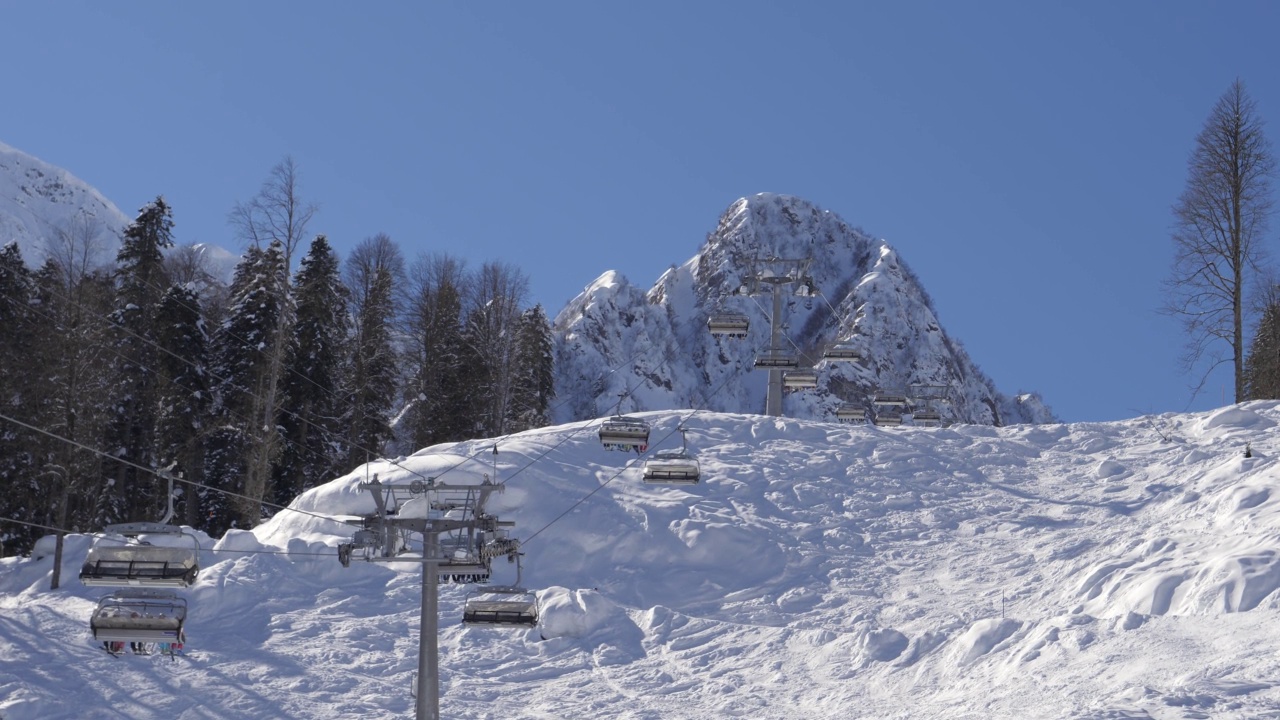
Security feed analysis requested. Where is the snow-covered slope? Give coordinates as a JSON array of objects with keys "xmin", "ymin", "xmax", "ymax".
[
  {"xmin": 0, "ymin": 141, "xmax": 129, "ymax": 266},
  {"xmin": 5, "ymin": 403, "xmax": 1280, "ymax": 718},
  {"xmin": 554, "ymin": 193, "xmax": 1053, "ymax": 426}
]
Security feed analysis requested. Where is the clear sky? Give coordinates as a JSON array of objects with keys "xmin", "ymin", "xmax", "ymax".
[{"xmin": 3, "ymin": 1, "xmax": 1278, "ymax": 424}]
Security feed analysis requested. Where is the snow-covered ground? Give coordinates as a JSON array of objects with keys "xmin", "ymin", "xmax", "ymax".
[{"xmin": 5, "ymin": 403, "xmax": 1280, "ymax": 719}]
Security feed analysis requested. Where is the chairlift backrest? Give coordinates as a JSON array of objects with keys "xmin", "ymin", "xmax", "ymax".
[
  {"xmin": 462, "ymin": 587, "xmax": 539, "ymax": 627},
  {"xmin": 754, "ymin": 351, "xmax": 798, "ymax": 369},
  {"xmin": 642, "ymin": 449, "xmax": 700, "ymax": 485},
  {"xmin": 599, "ymin": 415, "xmax": 651, "ymax": 452},
  {"xmin": 707, "ymin": 313, "xmax": 750, "ymax": 337},
  {"xmin": 90, "ymin": 590, "xmax": 187, "ymax": 643},
  {"xmin": 82, "ymin": 524, "xmax": 200, "ymax": 589},
  {"xmin": 782, "ymin": 369, "xmax": 818, "ymax": 389}
]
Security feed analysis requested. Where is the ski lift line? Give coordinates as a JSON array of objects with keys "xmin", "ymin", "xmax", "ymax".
[
  {"xmin": 743, "ymin": 293, "xmax": 807, "ymax": 357},
  {"xmin": 521, "ymin": 350, "xmax": 743, "ymax": 547},
  {"xmin": 0, "ymin": 410, "xmax": 352, "ymax": 532}
]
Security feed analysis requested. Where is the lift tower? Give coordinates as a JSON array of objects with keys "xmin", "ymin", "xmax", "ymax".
[
  {"xmin": 739, "ymin": 256, "xmax": 817, "ymax": 416},
  {"xmin": 339, "ymin": 474, "xmax": 516, "ymax": 720}
]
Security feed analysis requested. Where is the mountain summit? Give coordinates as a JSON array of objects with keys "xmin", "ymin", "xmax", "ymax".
[
  {"xmin": 0, "ymin": 141, "xmax": 129, "ymax": 265},
  {"xmin": 553, "ymin": 193, "xmax": 1053, "ymax": 425}
]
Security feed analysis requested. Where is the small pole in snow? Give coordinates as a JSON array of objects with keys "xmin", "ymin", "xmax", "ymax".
[{"xmin": 1001, "ymin": 591, "xmax": 1006, "ymax": 619}]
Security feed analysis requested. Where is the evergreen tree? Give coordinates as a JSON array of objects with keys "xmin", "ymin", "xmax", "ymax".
[
  {"xmin": 507, "ymin": 304, "xmax": 555, "ymax": 432},
  {"xmin": 29, "ymin": 258, "xmax": 115, "ymax": 539},
  {"xmin": 153, "ymin": 283, "xmax": 211, "ymax": 528},
  {"xmin": 207, "ymin": 243, "xmax": 287, "ymax": 529},
  {"xmin": 1245, "ymin": 298, "xmax": 1280, "ymax": 399},
  {"xmin": 0, "ymin": 243, "xmax": 41, "ymax": 554},
  {"xmin": 401, "ymin": 255, "xmax": 473, "ymax": 448},
  {"xmin": 343, "ymin": 235, "xmax": 401, "ymax": 468},
  {"xmin": 275, "ymin": 236, "xmax": 349, "ymax": 504},
  {"xmin": 100, "ymin": 198, "xmax": 175, "ymax": 523}
]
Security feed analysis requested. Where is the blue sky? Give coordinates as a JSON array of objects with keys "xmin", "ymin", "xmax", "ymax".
[{"xmin": 3, "ymin": 1, "xmax": 1278, "ymax": 423}]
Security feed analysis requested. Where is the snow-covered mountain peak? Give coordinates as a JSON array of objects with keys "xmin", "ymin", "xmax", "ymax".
[
  {"xmin": 0, "ymin": 141, "xmax": 129, "ymax": 266},
  {"xmin": 554, "ymin": 193, "xmax": 1054, "ymax": 426}
]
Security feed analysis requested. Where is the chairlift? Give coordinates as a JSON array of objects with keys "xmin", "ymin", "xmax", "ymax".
[
  {"xmin": 599, "ymin": 415, "xmax": 651, "ymax": 453},
  {"xmin": 913, "ymin": 410, "xmax": 943, "ymax": 427},
  {"xmin": 642, "ymin": 428, "xmax": 700, "ymax": 485},
  {"xmin": 754, "ymin": 350, "xmax": 798, "ymax": 369},
  {"xmin": 90, "ymin": 589, "xmax": 187, "ymax": 654},
  {"xmin": 707, "ymin": 313, "xmax": 750, "ymax": 338},
  {"xmin": 822, "ymin": 344, "xmax": 862, "ymax": 362},
  {"xmin": 782, "ymin": 369, "xmax": 818, "ymax": 390},
  {"xmin": 835, "ymin": 404, "xmax": 866, "ymax": 423},
  {"xmin": 873, "ymin": 392, "xmax": 908, "ymax": 407},
  {"xmin": 874, "ymin": 412, "xmax": 903, "ymax": 427},
  {"xmin": 439, "ymin": 535, "xmax": 492, "ymax": 584},
  {"xmin": 80, "ymin": 523, "xmax": 200, "ymax": 589},
  {"xmin": 462, "ymin": 551, "xmax": 538, "ymax": 627}
]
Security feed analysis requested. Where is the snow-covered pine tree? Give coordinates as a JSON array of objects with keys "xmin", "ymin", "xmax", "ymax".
[
  {"xmin": 400, "ymin": 253, "xmax": 471, "ymax": 449},
  {"xmin": 342, "ymin": 234, "xmax": 402, "ymax": 470},
  {"xmin": 100, "ymin": 198, "xmax": 174, "ymax": 523},
  {"xmin": 506, "ymin": 304, "xmax": 554, "ymax": 432},
  {"xmin": 207, "ymin": 242, "xmax": 287, "ymax": 530},
  {"xmin": 29, "ymin": 255, "xmax": 114, "ymax": 569},
  {"xmin": 152, "ymin": 283, "xmax": 211, "ymax": 528},
  {"xmin": 275, "ymin": 235, "xmax": 349, "ymax": 505},
  {"xmin": 0, "ymin": 243, "xmax": 41, "ymax": 554},
  {"xmin": 1246, "ymin": 298, "xmax": 1280, "ymax": 399}
]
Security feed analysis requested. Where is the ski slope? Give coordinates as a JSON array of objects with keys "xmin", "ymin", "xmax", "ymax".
[{"xmin": 4, "ymin": 403, "xmax": 1280, "ymax": 719}]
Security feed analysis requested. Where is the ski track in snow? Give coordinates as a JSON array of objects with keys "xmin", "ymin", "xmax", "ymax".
[{"xmin": 7, "ymin": 404, "xmax": 1280, "ymax": 718}]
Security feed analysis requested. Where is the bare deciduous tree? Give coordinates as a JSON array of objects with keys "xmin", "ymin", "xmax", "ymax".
[{"xmin": 1163, "ymin": 79, "xmax": 1276, "ymax": 403}]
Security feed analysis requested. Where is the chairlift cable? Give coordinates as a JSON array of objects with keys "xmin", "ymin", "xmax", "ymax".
[
  {"xmin": 0, "ymin": 410, "xmax": 351, "ymax": 530},
  {"xmin": 521, "ymin": 352, "xmax": 742, "ymax": 547}
]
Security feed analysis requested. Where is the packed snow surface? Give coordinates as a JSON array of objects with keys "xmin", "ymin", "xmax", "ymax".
[{"xmin": 6, "ymin": 403, "xmax": 1280, "ymax": 718}]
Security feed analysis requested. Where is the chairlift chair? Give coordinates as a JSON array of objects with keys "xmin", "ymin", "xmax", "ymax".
[
  {"xmin": 874, "ymin": 412, "xmax": 903, "ymax": 427},
  {"xmin": 461, "ymin": 553, "xmax": 538, "ymax": 627},
  {"xmin": 707, "ymin": 313, "xmax": 750, "ymax": 338},
  {"xmin": 835, "ymin": 404, "xmax": 866, "ymax": 423},
  {"xmin": 754, "ymin": 350, "xmax": 799, "ymax": 370},
  {"xmin": 80, "ymin": 523, "xmax": 200, "ymax": 589},
  {"xmin": 873, "ymin": 392, "xmax": 909, "ymax": 407},
  {"xmin": 912, "ymin": 410, "xmax": 943, "ymax": 427},
  {"xmin": 90, "ymin": 589, "xmax": 187, "ymax": 651},
  {"xmin": 598, "ymin": 415, "xmax": 651, "ymax": 453},
  {"xmin": 821, "ymin": 344, "xmax": 863, "ymax": 362},
  {"xmin": 643, "ymin": 449, "xmax": 701, "ymax": 485},
  {"xmin": 782, "ymin": 369, "xmax": 818, "ymax": 390}
]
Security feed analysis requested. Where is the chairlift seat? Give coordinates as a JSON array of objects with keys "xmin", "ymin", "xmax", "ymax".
[
  {"xmin": 873, "ymin": 394, "xmax": 908, "ymax": 407},
  {"xmin": 782, "ymin": 369, "xmax": 818, "ymax": 390},
  {"xmin": 642, "ymin": 450, "xmax": 701, "ymax": 485},
  {"xmin": 754, "ymin": 351, "xmax": 798, "ymax": 369},
  {"xmin": 913, "ymin": 411, "xmax": 942, "ymax": 427},
  {"xmin": 835, "ymin": 405, "xmax": 866, "ymax": 423},
  {"xmin": 599, "ymin": 416, "xmax": 651, "ymax": 452},
  {"xmin": 81, "ymin": 545, "xmax": 199, "ymax": 588},
  {"xmin": 874, "ymin": 413, "xmax": 903, "ymax": 427},
  {"xmin": 90, "ymin": 590, "xmax": 187, "ymax": 644},
  {"xmin": 707, "ymin": 314, "xmax": 750, "ymax": 338},
  {"xmin": 462, "ymin": 588, "xmax": 539, "ymax": 627},
  {"xmin": 822, "ymin": 345, "xmax": 862, "ymax": 362}
]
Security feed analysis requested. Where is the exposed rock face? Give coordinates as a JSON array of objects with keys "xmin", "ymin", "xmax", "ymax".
[{"xmin": 553, "ymin": 193, "xmax": 1053, "ymax": 426}]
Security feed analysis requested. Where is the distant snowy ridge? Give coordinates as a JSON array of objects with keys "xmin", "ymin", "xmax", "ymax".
[
  {"xmin": 0, "ymin": 141, "xmax": 130, "ymax": 265},
  {"xmin": 554, "ymin": 193, "xmax": 1054, "ymax": 425}
]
